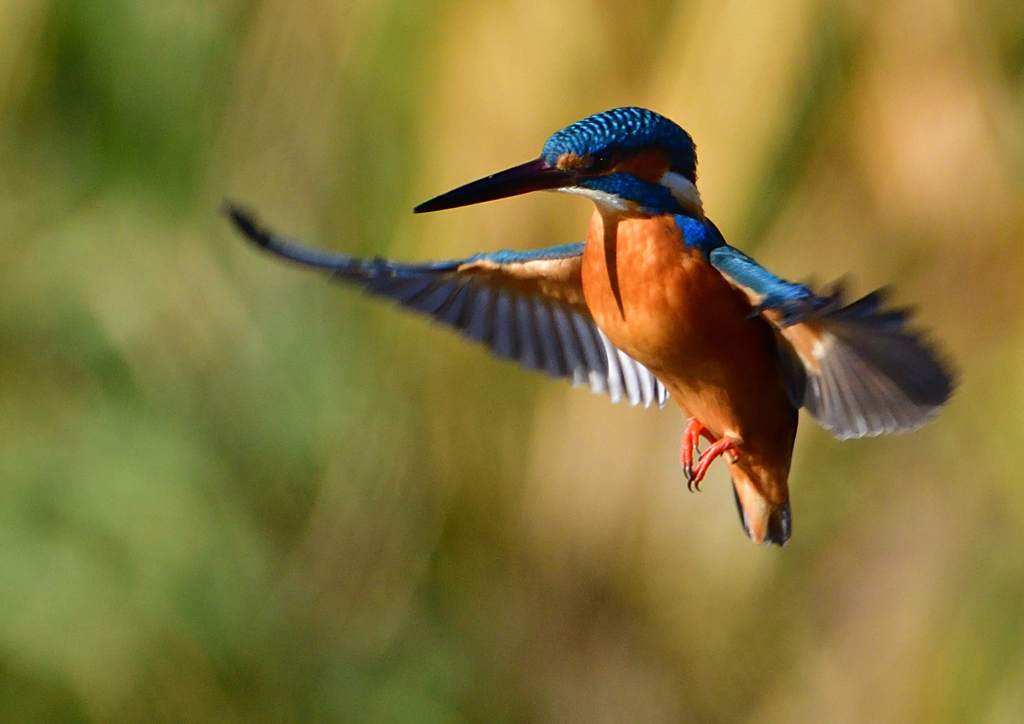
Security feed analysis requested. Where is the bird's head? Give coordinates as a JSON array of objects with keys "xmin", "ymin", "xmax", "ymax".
[{"xmin": 414, "ymin": 107, "xmax": 702, "ymax": 217}]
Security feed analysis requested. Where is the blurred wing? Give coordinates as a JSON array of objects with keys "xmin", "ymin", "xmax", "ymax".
[
  {"xmin": 708, "ymin": 244, "xmax": 954, "ymax": 439},
  {"xmin": 228, "ymin": 205, "xmax": 668, "ymax": 408}
]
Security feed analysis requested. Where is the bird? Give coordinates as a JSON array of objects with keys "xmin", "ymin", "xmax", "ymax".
[{"xmin": 227, "ymin": 106, "xmax": 954, "ymax": 546}]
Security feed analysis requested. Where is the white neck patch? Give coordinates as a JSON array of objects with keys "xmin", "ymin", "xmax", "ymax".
[
  {"xmin": 554, "ymin": 185, "xmax": 633, "ymax": 212},
  {"xmin": 660, "ymin": 171, "xmax": 703, "ymax": 216}
]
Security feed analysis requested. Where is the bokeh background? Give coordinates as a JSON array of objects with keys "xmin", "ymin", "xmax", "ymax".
[{"xmin": 0, "ymin": 0, "xmax": 1022, "ymax": 721}]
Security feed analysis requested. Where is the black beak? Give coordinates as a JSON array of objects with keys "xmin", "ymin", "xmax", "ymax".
[{"xmin": 414, "ymin": 157, "xmax": 574, "ymax": 213}]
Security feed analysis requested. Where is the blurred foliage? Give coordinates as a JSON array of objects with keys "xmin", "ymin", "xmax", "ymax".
[{"xmin": 0, "ymin": 0, "xmax": 1022, "ymax": 722}]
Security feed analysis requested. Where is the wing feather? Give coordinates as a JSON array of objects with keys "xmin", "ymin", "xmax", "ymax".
[
  {"xmin": 513, "ymin": 296, "xmax": 540, "ymax": 370},
  {"xmin": 708, "ymin": 244, "xmax": 954, "ymax": 438},
  {"xmin": 228, "ymin": 205, "xmax": 669, "ymax": 408}
]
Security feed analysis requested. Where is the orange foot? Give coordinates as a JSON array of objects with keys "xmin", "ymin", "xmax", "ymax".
[
  {"xmin": 680, "ymin": 419, "xmax": 740, "ymax": 492},
  {"xmin": 680, "ymin": 418, "xmax": 716, "ymax": 491},
  {"xmin": 689, "ymin": 437, "xmax": 739, "ymax": 490}
]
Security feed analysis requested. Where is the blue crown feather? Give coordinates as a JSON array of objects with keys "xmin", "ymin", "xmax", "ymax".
[{"xmin": 541, "ymin": 107, "xmax": 697, "ymax": 182}]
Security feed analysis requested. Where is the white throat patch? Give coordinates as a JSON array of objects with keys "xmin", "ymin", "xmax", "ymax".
[
  {"xmin": 554, "ymin": 185, "xmax": 633, "ymax": 212},
  {"xmin": 660, "ymin": 171, "xmax": 704, "ymax": 217}
]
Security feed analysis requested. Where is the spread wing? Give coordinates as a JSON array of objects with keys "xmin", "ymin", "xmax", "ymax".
[
  {"xmin": 707, "ymin": 241, "xmax": 954, "ymax": 439},
  {"xmin": 228, "ymin": 205, "xmax": 668, "ymax": 408}
]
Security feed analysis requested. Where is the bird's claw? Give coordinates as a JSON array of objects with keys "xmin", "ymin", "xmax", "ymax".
[
  {"xmin": 690, "ymin": 437, "xmax": 739, "ymax": 489},
  {"xmin": 681, "ymin": 419, "xmax": 739, "ymax": 491},
  {"xmin": 680, "ymin": 418, "xmax": 716, "ymax": 492}
]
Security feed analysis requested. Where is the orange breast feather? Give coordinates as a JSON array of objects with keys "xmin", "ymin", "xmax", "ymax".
[{"xmin": 580, "ymin": 210, "xmax": 794, "ymax": 449}]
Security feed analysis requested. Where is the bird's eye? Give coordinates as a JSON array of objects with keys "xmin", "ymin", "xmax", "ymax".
[{"xmin": 589, "ymin": 150, "xmax": 617, "ymax": 171}]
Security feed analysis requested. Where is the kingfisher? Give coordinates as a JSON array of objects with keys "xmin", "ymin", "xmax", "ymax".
[{"xmin": 227, "ymin": 107, "xmax": 953, "ymax": 546}]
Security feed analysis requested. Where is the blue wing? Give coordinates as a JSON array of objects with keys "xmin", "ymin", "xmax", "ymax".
[
  {"xmin": 707, "ymin": 237, "xmax": 954, "ymax": 439},
  {"xmin": 228, "ymin": 205, "xmax": 669, "ymax": 408}
]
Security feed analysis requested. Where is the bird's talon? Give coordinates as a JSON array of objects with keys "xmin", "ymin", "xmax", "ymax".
[
  {"xmin": 680, "ymin": 418, "xmax": 717, "ymax": 490},
  {"xmin": 689, "ymin": 437, "xmax": 740, "ymax": 488}
]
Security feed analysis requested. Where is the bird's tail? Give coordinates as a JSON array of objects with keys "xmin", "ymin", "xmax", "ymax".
[{"xmin": 729, "ymin": 463, "xmax": 791, "ymax": 546}]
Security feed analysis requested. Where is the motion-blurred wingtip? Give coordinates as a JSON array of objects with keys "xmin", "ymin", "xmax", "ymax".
[{"xmin": 223, "ymin": 201, "xmax": 270, "ymax": 249}]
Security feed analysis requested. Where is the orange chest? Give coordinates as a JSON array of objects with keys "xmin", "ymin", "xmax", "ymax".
[{"xmin": 580, "ymin": 211, "xmax": 760, "ymax": 376}]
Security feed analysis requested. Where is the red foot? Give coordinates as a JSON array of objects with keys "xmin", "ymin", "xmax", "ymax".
[
  {"xmin": 689, "ymin": 437, "xmax": 739, "ymax": 491},
  {"xmin": 680, "ymin": 418, "xmax": 717, "ymax": 491}
]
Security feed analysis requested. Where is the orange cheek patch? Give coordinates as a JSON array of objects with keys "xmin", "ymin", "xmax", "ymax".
[
  {"xmin": 556, "ymin": 153, "xmax": 587, "ymax": 170},
  {"xmin": 613, "ymin": 151, "xmax": 671, "ymax": 183}
]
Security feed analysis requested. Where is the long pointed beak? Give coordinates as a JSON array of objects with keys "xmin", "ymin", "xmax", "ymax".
[{"xmin": 414, "ymin": 157, "xmax": 574, "ymax": 213}]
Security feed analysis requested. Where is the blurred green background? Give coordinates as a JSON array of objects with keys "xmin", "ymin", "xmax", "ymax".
[{"xmin": 0, "ymin": 0, "xmax": 1022, "ymax": 721}]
